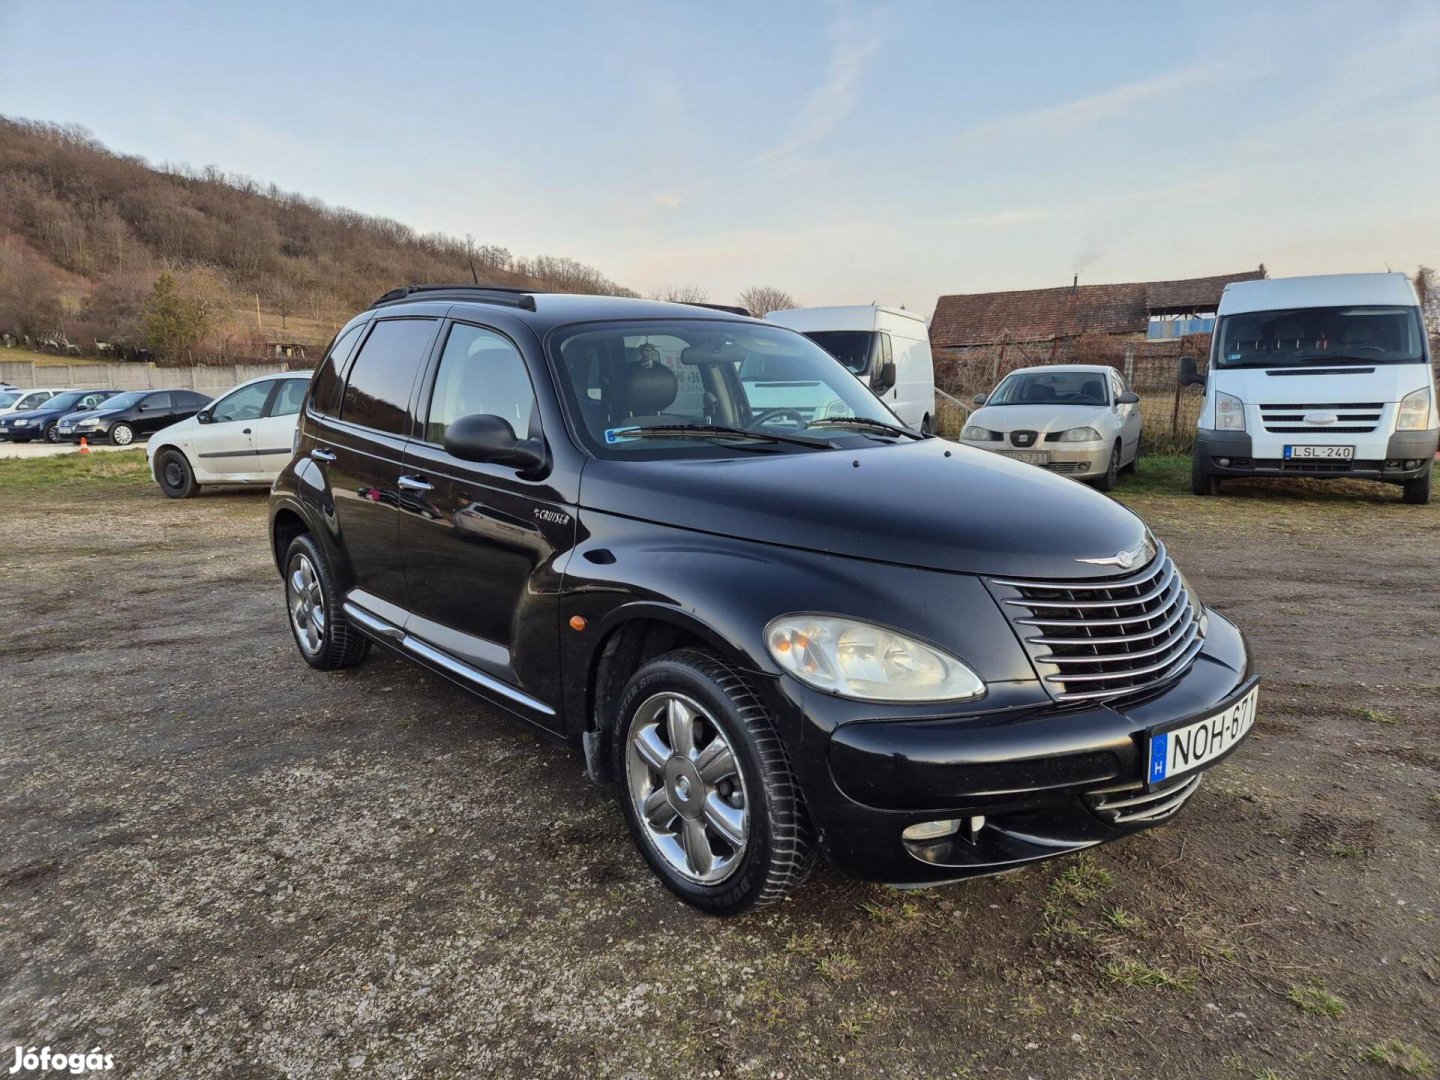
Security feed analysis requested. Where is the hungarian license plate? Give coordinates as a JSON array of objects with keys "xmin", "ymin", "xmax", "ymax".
[
  {"xmin": 1010, "ymin": 451, "xmax": 1049, "ymax": 465},
  {"xmin": 58, "ymin": 425, "xmax": 73, "ymax": 434},
  {"xmin": 1284, "ymin": 444, "xmax": 1353, "ymax": 460},
  {"xmin": 1147, "ymin": 686, "xmax": 1258, "ymax": 784}
]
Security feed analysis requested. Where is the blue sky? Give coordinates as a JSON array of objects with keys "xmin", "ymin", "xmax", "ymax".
[{"xmin": 2, "ymin": 0, "xmax": 1437, "ymax": 314}]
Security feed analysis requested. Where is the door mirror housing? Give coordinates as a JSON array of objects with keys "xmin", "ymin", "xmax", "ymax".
[
  {"xmin": 196, "ymin": 409, "xmax": 212, "ymax": 424},
  {"xmin": 973, "ymin": 393, "xmax": 988, "ymax": 406},
  {"xmin": 872, "ymin": 360, "xmax": 897, "ymax": 394},
  {"xmin": 443, "ymin": 414, "xmax": 547, "ymax": 473},
  {"xmin": 1116, "ymin": 390, "xmax": 1140, "ymax": 405},
  {"xmin": 1178, "ymin": 355, "xmax": 1205, "ymax": 388}
]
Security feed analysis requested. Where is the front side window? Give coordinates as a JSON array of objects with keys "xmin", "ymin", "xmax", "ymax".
[
  {"xmin": 340, "ymin": 318, "xmax": 436, "ymax": 435},
  {"xmin": 310, "ymin": 323, "xmax": 365, "ymax": 417},
  {"xmin": 551, "ymin": 319, "xmax": 901, "ymax": 457},
  {"xmin": 269, "ymin": 379, "xmax": 307, "ymax": 417},
  {"xmin": 210, "ymin": 381, "xmax": 272, "ymax": 423},
  {"xmin": 426, "ymin": 323, "xmax": 535, "ymax": 444},
  {"xmin": 1216, "ymin": 306, "xmax": 1424, "ymax": 367},
  {"xmin": 19, "ymin": 392, "xmax": 53, "ymax": 409},
  {"xmin": 988, "ymin": 371, "xmax": 1109, "ymax": 406}
]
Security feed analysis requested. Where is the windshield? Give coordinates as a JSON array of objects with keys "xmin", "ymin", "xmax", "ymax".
[
  {"xmin": 551, "ymin": 319, "xmax": 901, "ymax": 456},
  {"xmin": 94, "ymin": 391, "xmax": 143, "ymax": 411},
  {"xmin": 0, "ymin": 393, "xmax": 19, "ymax": 409},
  {"xmin": 39, "ymin": 392, "xmax": 87, "ymax": 413},
  {"xmin": 988, "ymin": 370, "xmax": 1110, "ymax": 406},
  {"xmin": 1215, "ymin": 306, "xmax": 1424, "ymax": 367},
  {"xmin": 804, "ymin": 331, "xmax": 874, "ymax": 375}
]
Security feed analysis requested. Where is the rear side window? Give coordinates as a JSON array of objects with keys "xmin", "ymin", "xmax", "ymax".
[
  {"xmin": 340, "ymin": 319, "xmax": 436, "ymax": 435},
  {"xmin": 269, "ymin": 379, "xmax": 307, "ymax": 417},
  {"xmin": 425, "ymin": 323, "xmax": 536, "ymax": 444},
  {"xmin": 310, "ymin": 324, "xmax": 365, "ymax": 417}
]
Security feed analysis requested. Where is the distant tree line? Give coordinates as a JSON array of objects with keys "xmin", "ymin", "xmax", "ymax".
[{"xmin": 0, "ymin": 116, "xmax": 634, "ymax": 361}]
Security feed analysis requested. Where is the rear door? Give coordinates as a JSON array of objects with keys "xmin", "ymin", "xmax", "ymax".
[
  {"xmin": 191, "ymin": 380, "xmax": 271, "ymax": 476},
  {"xmin": 396, "ymin": 318, "xmax": 572, "ymax": 728},
  {"xmin": 247, "ymin": 378, "xmax": 307, "ymax": 480},
  {"xmin": 306, "ymin": 316, "xmax": 440, "ymax": 620},
  {"xmin": 1111, "ymin": 370, "xmax": 1141, "ymax": 461}
]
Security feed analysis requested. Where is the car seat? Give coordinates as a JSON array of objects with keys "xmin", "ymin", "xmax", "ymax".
[
  {"xmin": 614, "ymin": 362, "xmax": 679, "ymax": 426},
  {"xmin": 1080, "ymin": 378, "xmax": 1105, "ymax": 403}
]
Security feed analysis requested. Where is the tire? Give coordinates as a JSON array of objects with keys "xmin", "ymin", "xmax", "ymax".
[
  {"xmin": 1123, "ymin": 443, "xmax": 1139, "ymax": 474},
  {"xmin": 11, "ymin": 437, "xmax": 31, "ymax": 444},
  {"xmin": 1093, "ymin": 440, "xmax": 1121, "ymax": 492},
  {"xmin": 155, "ymin": 448, "xmax": 199, "ymax": 499},
  {"xmin": 615, "ymin": 649, "xmax": 817, "ymax": 915},
  {"xmin": 283, "ymin": 533, "xmax": 371, "ymax": 671},
  {"xmin": 1191, "ymin": 455, "xmax": 1220, "ymax": 496},
  {"xmin": 1402, "ymin": 465, "xmax": 1432, "ymax": 505},
  {"xmin": 110, "ymin": 422, "xmax": 135, "ymax": 446},
  {"xmin": 43, "ymin": 423, "xmax": 60, "ymax": 443}
]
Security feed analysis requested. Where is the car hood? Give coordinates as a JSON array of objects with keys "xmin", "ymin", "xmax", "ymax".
[
  {"xmin": 578, "ymin": 439, "xmax": 1148, "ymax": 579},
  {"xmin": 1208, "ymin": 362, "xmax": 1428, "ymax": 404},
  {"xmin": 969, "ymin": 403, "xmax": 1109, "ymax": 433}
]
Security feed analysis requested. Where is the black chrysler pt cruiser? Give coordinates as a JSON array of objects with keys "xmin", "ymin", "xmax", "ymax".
[{"xmin": 269, "ymin": 286, "xmax": 1258, "ymax": 914}]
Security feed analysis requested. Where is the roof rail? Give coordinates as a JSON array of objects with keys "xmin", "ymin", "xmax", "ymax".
[
  {"xmin": 682, "ymin": 302, "xmax": 752, "ymax": 317},
  {"xmin": 370, "ymin": 284, "xmax": 539, "ymax": 311}
]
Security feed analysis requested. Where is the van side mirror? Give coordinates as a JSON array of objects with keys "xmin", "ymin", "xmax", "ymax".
[
  {"xmin": 443, "ymin": 413, "xmax": 547, "ymax": 473},
  {"xmin": 1178, "ymin": 355, "xmax": 1205, "ymax": 388},
  {"xmin": 1116, "ymin": 390, "xmax": 1140, "ymax": 404},
  {"xmin": 973, "ymin": 393, "xmax": 988, "ymax": 406},
  {"xmin": 873, "ymin": 360, "xmax": 897, "ymax": 394}
]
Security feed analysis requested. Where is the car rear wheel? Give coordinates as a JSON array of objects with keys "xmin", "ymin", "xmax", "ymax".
[
  {"xmin": 616, "ymin": 649, "xmax": 816, "ymax": 915},
  {"xmin": 283, "ymin": 534, "xmax": 370, "ymax": 670},
  {"xmin": 110, "ymin": 422, "xmax": 135, "ymax": 446},
  {"xmin": 1402, "ymin": 464, "xmax": 1431, "ymax": 505},
  {"xmin": 155, "ymin": 449, "xmax": 199, "ymax": 499}
]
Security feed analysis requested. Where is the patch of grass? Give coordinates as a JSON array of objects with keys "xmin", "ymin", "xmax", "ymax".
[
  {"xmin": 1054, "ymin": 853, "xmax": 1113, "ymax": 904},
  {"xmin": 1252, "ymin": 1069, "xmax": 1286, "ymax": 1080},
  {"xmin": 0, "ymin": 448, "xmax": 151, "ymax": 495},
  {"xmin": 1352, "ymin": 706, "xmax": 1398, "ymax": 725},
  {"xmin": 1356, "ymin": 1040, "xmax": 1435, "ymax": 1076},
  {"xmin": 1102, "ymin": 906, "xmax": 1140, "ymax": 931},
  {"xmin": 858, "ymin": 895, "xmax": 921, "ymax": 925},
  {"xmin": 815, "ymin": 952, "xmax": 859, "ymax": 983},
  {"xmin": 1326, "ymin": 841, "xmax": 1366, "ymax": 859},
  {"xmin": 1114, "ymin": 453, "xmax": 1192, "ymax": 497},
  {"xmin": 1101, "ymin": 957, "xmax": 1197, "ymax": 993},
  {"xmin": 1287, "ymin": 981, "xmax": 1345, "ymax": 1017}
]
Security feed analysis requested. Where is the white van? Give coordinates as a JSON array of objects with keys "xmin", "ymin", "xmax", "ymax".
[
  {"xmin": 765, "ymin": 305, "xmax": 936, "ymax": 432},
  {"xmin": 1185, "ymin": 273, "xmax": 1436, "ymax": 504}
]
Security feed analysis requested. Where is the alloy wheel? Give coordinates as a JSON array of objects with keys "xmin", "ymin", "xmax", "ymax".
[
  {"xmin": 111, "ymin": 424, "xmax": 134, "ymax": 446},
  {"xmin": 287, "ymin": 554, "xmax": 326, "ymax": 655},
  {"xmin": 625, "ymin": 691, "xmax": 748, "ymax": 884}
]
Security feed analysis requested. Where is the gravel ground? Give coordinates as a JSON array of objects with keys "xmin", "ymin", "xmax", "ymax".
[{"xmin": 1, "ymin": 454, "xmax": 1436, "ymax": 1080}]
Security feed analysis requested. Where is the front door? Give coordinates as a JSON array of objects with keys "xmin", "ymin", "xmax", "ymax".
[
  {"xmin": 191, "ymin": 379, "xmax": 271, "ymax": 477},
  {"xmin": 397, "ymin": 320, "xmax": 573, "ymax": 727},
  {"xmin": 134, "ymin": 391, "xmax": 174, "ymax": 435}
]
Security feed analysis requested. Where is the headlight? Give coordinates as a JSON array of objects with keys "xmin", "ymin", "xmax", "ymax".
[
  {"xmin": 1397, "ymin": 387, "xmax": 1432, "ymax": 431},
  {"xmin": 765, "ymin": 615, "xmax": 986, "ymax": 702},
  {"xmin": 1213, "ymin": 391, "xmax": 1246, "ymax": 431},
  {"xmin": 1057, "ymin": 426, "xmax": 1101, "ymax": 442},
  {"xmin": 11, "ymin": 419, "xmax": 29, "ymax": 427},
  {"xmin": 961, "ymin": 425, "xmax": 1001, "ymax": 442}
]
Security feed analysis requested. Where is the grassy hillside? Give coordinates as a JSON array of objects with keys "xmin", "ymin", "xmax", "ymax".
[{"xmin": 0, "ymin": 116, "xmax": 632, "ymax": 362}]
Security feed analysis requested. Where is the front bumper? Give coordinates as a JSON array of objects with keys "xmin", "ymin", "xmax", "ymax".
[
  {"xmin": 964, "ymin": 442, "xmax": 1111, "ymax": 479},
  {"xmin": 1196, "ymin": 428, "xmax": 1437, "ymax": 481},
  {"xmin": 777, "ymin": 609, "xmax": 1254, "ymax": 885}
]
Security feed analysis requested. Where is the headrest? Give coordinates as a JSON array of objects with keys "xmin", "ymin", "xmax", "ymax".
[{"xmin": 616, "ymin": 362, "xmax": 678, "ymax": 416}]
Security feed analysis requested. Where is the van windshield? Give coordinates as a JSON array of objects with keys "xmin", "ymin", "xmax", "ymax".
[
  {"xmin": 551, "ymin": 319, "xmax": 901, "ymax": 457},
  {"xmin": 804, "ymin": 331, "xmax": 874, "ymax": 375},
  {"xmin": 1215, "ymin": 306, "xmax": 1425, "ymax": 367}
]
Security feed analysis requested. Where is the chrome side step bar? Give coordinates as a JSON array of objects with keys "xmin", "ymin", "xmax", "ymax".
[{"xmin": 341, "ymin": 601, "xmax": 556, "ymax": 717}]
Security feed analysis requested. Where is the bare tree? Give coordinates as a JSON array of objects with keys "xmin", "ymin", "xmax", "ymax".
[
  {"xmin": 267, "ymin": 282, "xmax": 298, "ymax": 330},
  {"xmin": 650, "ymin": 285, "xmax": 709, "ymax": 304},
  {"xmin": 737, "ymin": 285, "xmax": 797, "ymax": 316}
]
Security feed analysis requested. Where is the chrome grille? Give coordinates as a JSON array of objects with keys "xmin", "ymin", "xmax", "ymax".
[
  {"xmin": 989, "ymin": 544, "xmax": 1203, "ymax": 704},
  {"xmin": 1260, "ymin": 401, "xmax": 1383, "ymax": 434},
  {"xmin": 1085, "ymin": 774, "xmax": 1202, "ymax": 825}
]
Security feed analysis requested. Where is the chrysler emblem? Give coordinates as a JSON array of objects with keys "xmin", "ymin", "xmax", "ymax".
[{"xmin": 1077, "ymin": 537, "xmax": 1155, "ymax": 570}]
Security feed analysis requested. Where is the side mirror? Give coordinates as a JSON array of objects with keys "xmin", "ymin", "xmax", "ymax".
[
  {"xmin": 1178, "ymin": 355, "xmax": 1205, "ymax": 388},
  {"xmin": 873, "ymin": 360, "xmax": 897, "ymax": 393},
  {"xmin": 1116, "ymin": 390, "xmax": 1140, "ymax": 405},
  {"xmin": 196, "ymin": 409, "xmax": 212, "ymax": 424},
  {"xmin": 973, "ymin": 393, "xmax": 988, "ymax": 406},
  {"xmin": 443, "ymin": 414, "xmax": 547, "ymax": 473}
]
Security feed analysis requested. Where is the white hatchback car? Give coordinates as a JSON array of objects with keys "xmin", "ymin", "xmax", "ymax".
[
  {"xmin": 146, "ymin": 373, "xmax": 309, "ymax": 498},
  {"xmin": 0, "ymin": 387, "xmax": 72, "ymax": 418},
  {"xmin": 960, "ymin": 364, "xmax": 1142, "ymax": 490}
]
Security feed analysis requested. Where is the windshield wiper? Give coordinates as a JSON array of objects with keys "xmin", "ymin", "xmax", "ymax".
[
  {"xmin": 610, "ymin": 423, "xmax": 835, "ymax": 449},
  {"xmin": 807, "ymin": 416, "xmax": 925, "ymax": 439}
]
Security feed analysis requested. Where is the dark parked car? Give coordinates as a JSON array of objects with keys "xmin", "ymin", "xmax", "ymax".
[
  {"xmin": 59, "ymin": 388, "xmax": 211, "ymax": 445},
  {"xmin": 0, "ymin": 389, "xmax": 121, "ymax": 443},
  {"xmin": 269, "ymin": 286, "xmax": 1258, "ymax": 914}
]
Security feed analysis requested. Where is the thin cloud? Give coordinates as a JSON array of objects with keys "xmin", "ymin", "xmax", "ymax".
[
  {"xmin": 947, "ymin": 208, "xmax": 1056, "ymax": 229},
  {"xmin": 759, "ymin": 5, "xmax": 887, "ymax": 162},
  {"xmin": 649, "ymin": 192, "xmax": 684, "ymax": 209}
]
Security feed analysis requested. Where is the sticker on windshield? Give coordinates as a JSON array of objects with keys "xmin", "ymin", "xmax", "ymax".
[
  {"xmin": 1227, "ymin": 353, "xmax": 1241, "ymax": 361},
  {"xmin": 604, "ymin": 427, "xmax": 639, "ymax": 444}
]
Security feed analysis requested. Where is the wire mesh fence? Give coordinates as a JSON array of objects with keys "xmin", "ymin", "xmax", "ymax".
[{"xmin": 932, "ymin": 334, "xmax": 1211, "ymax": 451}]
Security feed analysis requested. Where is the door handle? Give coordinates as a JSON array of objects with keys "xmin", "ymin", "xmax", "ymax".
[
  {"xmin": 242, "ymin": 428, "xmax": 252, "ymax": 435},
  {"xmin": 311, "ymin": 448, "xmax": 336, "ymax": 462},
  {"xmin": 398, "ymin": 475, "xmax": 433, "ymax": 492}
]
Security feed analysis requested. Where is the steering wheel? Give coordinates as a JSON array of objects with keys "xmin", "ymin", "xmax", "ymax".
[{"xmin": 751, "ymin": 407, "xmax": 809, "ymax": 427}]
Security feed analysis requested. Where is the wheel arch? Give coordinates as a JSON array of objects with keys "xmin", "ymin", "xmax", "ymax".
[
  {"xmin": 270, "ymin": 504, "xmax": 311, "ymax": 575},
  {"xmin": 149, "ymin": 443, "xmax": 186, "ymax": 482}
]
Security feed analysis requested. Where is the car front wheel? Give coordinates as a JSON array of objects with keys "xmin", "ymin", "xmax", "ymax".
[
  {"xmin": 110, "ymin": 422, "xmax": 135, "ymax": 446},
  {"xmin": 616, "ymin": 649, "xmax": 816, "ymax": 915},
  {"xmin": 155, "ymin": 448, "xmax": 199, "ymax": 499},
  {"xmin": 1093, "ymin": 440, "xmax": 1121, "ymax": 491},
  {"xmin": 44, "ymin": 423, "xmax": 61, "ymax": 443},
  {"xmin": 1402, "ymin": 464, "xmax": 1431, "ymax": 505}
]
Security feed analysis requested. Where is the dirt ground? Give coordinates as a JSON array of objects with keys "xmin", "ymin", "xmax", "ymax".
[{"xmin": 1, "ymin": 452, "xmax": 1436, "ymax": 1080}]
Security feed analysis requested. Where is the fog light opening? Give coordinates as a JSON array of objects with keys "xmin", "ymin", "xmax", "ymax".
[
  {"xmin": 1217, "ymin": 457, "xmax": 1231, "ymax": 467},
  {"xmin": 902, "ymin": 818, "xmax": 961, "ymax": 842},
  {"xmin": 1076, "ymin": 462, "xmax": 1090, "ymax": 472},
  {"xmin": 1405, "ymin": 459, "xmax": 1421, "ymax": 470}
]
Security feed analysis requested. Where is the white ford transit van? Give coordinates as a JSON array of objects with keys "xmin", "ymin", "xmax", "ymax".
[
  {"xmin": 765, "ymin": 305, "xmax": 936, "ymax": 432},
  {"xmin": 1184, "ymin": 273, "xmax": 1436, "ymax": 504}
]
